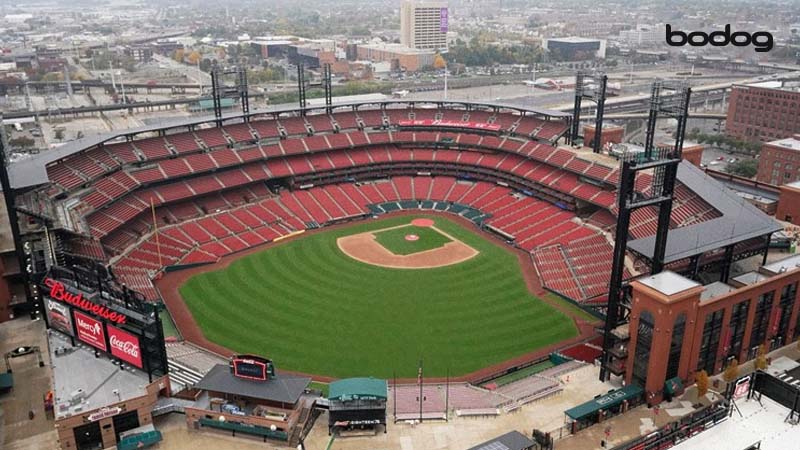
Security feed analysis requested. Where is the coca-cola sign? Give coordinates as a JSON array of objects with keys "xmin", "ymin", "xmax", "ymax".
[
  {"xmin": 74, "ymin": 311, "xmax": 107, "ymax": 351},
  {"xmin": 44, "ymin": 278, "xmax": 127, "ymax": 325},
  {"xmin": 107, "ymin": 325, "xmax": 143, "ymax": 368}
]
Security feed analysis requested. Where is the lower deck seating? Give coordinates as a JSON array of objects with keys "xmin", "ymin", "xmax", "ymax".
[
  {"xmin": 533, "ymin": 233, "xmax": 631, "ymax": 303},
  {"xmin": 108, "ymin": 175, "xmax": 602, "ymax": 302}
]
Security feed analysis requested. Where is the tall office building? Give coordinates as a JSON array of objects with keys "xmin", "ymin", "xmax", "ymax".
[{"xmin": 400, "ymin": 0, "xmax": 449, "ymax": 51}]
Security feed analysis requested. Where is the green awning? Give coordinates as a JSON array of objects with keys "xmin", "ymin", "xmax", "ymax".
[
  {"xmin": 565, "ymin": 384, "xmax": 644, "ymax": 421},
  {"xmin": 0, "ymin": 372, "xmax": 12, "ymax": 390},
  {"xmin": 329, "ymin": 377, "xmax": 387, "ymax": 402},
  {"xmin": 117, "ymin": 430, "xmax": 162, "ymax": 450},
  {"xmin": 665, "ymin": 377, "xmax": 683, "ymax": 396}
]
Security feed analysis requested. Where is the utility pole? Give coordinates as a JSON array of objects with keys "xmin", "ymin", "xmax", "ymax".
[
  {"xmin": 443, "ymin": 63, "xmax": 448, "ymax": 101},
  {"xmin": 109, "ymin": 61, "xmax": 116, "ymax": 92}
]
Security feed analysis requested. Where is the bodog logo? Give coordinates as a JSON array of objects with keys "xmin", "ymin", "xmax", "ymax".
[{"xmin": 666, "ymin": 24, "xmax": 773, "ymax": 53}]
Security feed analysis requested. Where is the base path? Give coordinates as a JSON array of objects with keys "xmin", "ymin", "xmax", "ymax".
[{"xmin": 337, "ymin": 224, "xmax": 479, "ymax": 269}]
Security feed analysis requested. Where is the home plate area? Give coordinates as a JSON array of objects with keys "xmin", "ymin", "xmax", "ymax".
[{"xmin": 336, "ymin": 220, "xmax": 479, "ymax": 269}]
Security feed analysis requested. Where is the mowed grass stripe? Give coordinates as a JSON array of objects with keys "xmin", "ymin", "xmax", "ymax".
[{"xmin": 180, "ymin": 215, "xmax": 578, "ymax": 378}]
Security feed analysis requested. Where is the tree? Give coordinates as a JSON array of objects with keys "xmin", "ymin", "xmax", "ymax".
[
  {"xmin": 723, "ymin": 358, "xmax": 739, "ymax": 383},
  {"xmin": 433, "ymin": 54, "xmax": 447, "ymax": 70},
  {"xmin": 187, "ymin": 51, "xmax": 201, "ymax": 65},
  {"xmin": 755, "ymin": 344, "xmax": 768, "ymax": 370},
  {"xmin": 9, "ymin": 136, "xmax": 35, "ymax": 149},
  {"xmin": 173, "ymin": 48, "xmax": 185, "ymax": 62},
  {"xmin": 696, "ymin": 370, "xmax": 709, "ymax": 397},
  {"xmin": 54, "ymin": 128, "xmax": 64, "ymax": 141},
  {"xmin": 724, "ymin": 159, "xmax": 759, "ymax": 178},
  {"xmin": 41, "ymin": 72, "xmax": 62, "ymax": 82}
]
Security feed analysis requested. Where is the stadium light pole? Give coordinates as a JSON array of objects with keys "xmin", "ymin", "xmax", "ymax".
[{"xmin": 438, "ymin": 48, "xmax": 449, "ymax": 101}]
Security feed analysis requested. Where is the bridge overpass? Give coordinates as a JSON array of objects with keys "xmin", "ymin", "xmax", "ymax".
[
  {"xmin": 556, "ymin": 71, "xmax": 800, "ymax": 115},
  {"xmin": 602, "ymin": 112, "xmax": 726, "ymax": 121}
]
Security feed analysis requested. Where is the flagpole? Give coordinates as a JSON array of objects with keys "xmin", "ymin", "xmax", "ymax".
[
  {"xmin": 151, "ymin": 196, "xmax": 162, "ymax": 267},
  {"xmin": 419, "ymin": 357, "xmax": 423, "ymax": 423},
  {"xmin": 393, "ymin": 370, "xmax": 397, "ymax": 424},
  {"xmin": 445, "ymin": 367, "xmax": 449, "ymax": 422}
]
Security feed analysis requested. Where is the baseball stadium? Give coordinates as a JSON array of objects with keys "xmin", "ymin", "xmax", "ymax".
[
  {"xmin": 10, "ymin": 96, "xmax": 779, "ymax": 379},
  {"xmin": 6, "ymin": 85, "xmax": 799, "ymax": 449}
]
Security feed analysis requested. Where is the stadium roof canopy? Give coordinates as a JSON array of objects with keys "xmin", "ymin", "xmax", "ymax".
[
  {"xmin": 466, "ymin": 431, "xmax": 535, "ymax": 450},
  {"xmin": 194, "ymin": 364, "xmax": 310, "ymax": 404},
  {"xmin": 627, "ymin": 162, "xmax": 782, "ymax": 264},
  {"xmin": 328, "ymin": 377, "xmax": 387, "ymax": 402}
]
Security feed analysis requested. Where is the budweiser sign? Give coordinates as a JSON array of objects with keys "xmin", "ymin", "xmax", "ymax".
[
  {"xmin": 397, "ymin": 119, "xmax": 502, "ymax": 132},
  {"xmin": 108, "ymin": 325, "xmax": 143, "ymax": 368},
  {"xmin": 74, "ymin": 311, "xmax": 107, "ymax": 351},
  {"xmin": 44, "ymin": 278, "xmax": 126, "ymax": 325}
]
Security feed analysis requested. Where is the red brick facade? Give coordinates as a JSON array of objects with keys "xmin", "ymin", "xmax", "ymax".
[
  {"xmin": 756, "ymin": 135, "xmax": 800, "ymax": 185},
  {"xmin": 583, "ymin": 124, "xmax": 624, "ymax": 150},
  {"xmin": 776, "ymin": 182, "xmax": 800, "ymax": 224},
  {"xmin": 681, "ymin": 144, "xmax": 704, "ymax": 168},
  {"xmin": 726, "ymin": 85, "xmax": 800, "ymax": 143},
  {"xmin": 626, "ymin": 265, "xmax": 800, "ymax": 405}
]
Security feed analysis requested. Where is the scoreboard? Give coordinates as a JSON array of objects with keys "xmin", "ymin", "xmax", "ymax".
[{"xmin": 231, "ymin": 355, "xmax": 275, "ymax": 381}]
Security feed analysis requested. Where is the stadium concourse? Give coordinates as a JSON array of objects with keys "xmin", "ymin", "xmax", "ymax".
[{"xmin": 13, "ymin": 101, "xmax": 727, "ymax": 308}]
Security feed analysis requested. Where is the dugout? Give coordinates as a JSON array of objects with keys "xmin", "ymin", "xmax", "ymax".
[
  {"xmin": 467, "ymin": 431, "xmax": 535, "ymax": 450},
  {"xmin": 328, "ymin": 377, "xmax": 388, "ymax": 434},
  {"xmin": 186, "ymin": 358, "xmax": 313, "ymax": 445},
  {"xmin": 564, "ymin": 384, "xmax": 644, "ymax": 432}
]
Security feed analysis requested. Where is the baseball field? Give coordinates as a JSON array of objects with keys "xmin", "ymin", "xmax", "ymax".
[{"xmin": 178, "ymin": 215, "xmax": 579, "ymax": 379}]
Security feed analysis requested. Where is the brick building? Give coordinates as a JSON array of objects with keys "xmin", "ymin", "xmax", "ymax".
[
  {"xmin": 726, "ymin": 82, "xmax": 800, "ymax": 143},
  {"xmin": 756, "ymin": 134, "xmax": 800, "ymax": 185},
  {"xmin": 356, "ymin": 43, "xmax": 435, "ymax": 72},
  {"xmin": 625, "ymin": 255, "xmax": 800, "ymax": 405},
  {"xmin": 583, "ymin": 123, "xmax": 624, "ymax": 150},
  {"xmin": 775, "ymin": 181, "xmax": 800, "ymax": 224}
]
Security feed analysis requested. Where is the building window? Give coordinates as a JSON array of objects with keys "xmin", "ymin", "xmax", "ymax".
[
  {"xmin": 749, "ymin": 291, "xmax": 774, "ymax": 352},
  {"xmin": 632, "ymin": 311, "xmax": 655, "ymax": 387},
  {"xmin": 775, "ymin": 283, "xmax": 797, "ymax": 348},
  {"xmin": 697, "ymin": 309, "xmax": 724, "ymax": 375},
  {"xmin": 666, "ymin": 313, "xmax": 686, "ymax": 380},
  {"xmin": 727, "ymin": 300, "xmax": 750, "ymax": 360}
]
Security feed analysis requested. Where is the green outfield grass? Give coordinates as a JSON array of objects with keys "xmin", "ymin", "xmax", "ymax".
[
  {"xmin": 373, "ymin": 224, "xmax": 451, "ymax": 255},
  {"xmin": 159, "ymin": 309, "xmax": 180, "ymax": 339},
  {"xmin": 179, "ymin": 215, "xmax": 578, "ymax": 379}
]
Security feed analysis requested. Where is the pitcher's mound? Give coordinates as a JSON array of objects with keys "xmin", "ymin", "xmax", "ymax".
[
  {"xmin": 405, "ymin": 234, "xmax": 420, "ymax": 241},
  {"xmin": 411, "ymin": 218, "xmax": 435, "ymax": 227}
]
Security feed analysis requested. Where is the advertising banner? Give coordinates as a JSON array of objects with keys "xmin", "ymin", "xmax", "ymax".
[
  {"xmin": 74, "ymin": 310, "xmax": 107, "ymax": 351},
  {"xmin": 107, "ymin": 325, "xmax": 143, "ymax": 368},
  {"xmin": 440, "ymin": 8, "xmax": 448, "ymax": 33},
  {"xmin": 46, "ymin": 299, "xmax": 74, "ymax": 337},
  {"xmin": 397, "ymin": 119, "xmax": 501, "ymax": 131}
]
